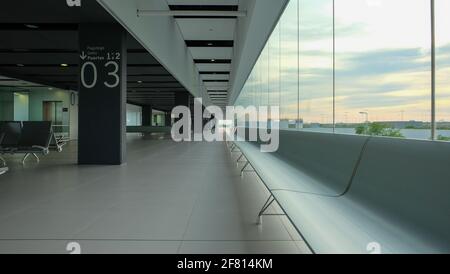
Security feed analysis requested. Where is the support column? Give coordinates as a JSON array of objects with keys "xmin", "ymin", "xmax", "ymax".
[
  {"xmin": 142, "ymin": 105, "xmax": 152, "ymax": 126},
  {"xmin": 78, "ymin": 24, "xmax": 127, "ymax": 165},
  {"xmin": 165, "ymin": 112, "xmax": 172, "ymax": 127}
]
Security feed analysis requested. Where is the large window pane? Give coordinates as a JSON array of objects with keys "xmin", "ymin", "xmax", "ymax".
[
  {"xmin": 335, "ymin": 0, "xmax": 431, "ymax": 139},
  {"xmin": 299, "ymin": 0, "xmax": 334, "ymax": 132},
  {"xmin": 280, "ymin": 0, "xmax": 299, "ymax": 129},
  {"xmin": 269, "ymin": 24, "xmax": 281, "ymax": 110},
  {"xmin": 436, "ymin": 0, "xmax": 450, "ymax": 140}
]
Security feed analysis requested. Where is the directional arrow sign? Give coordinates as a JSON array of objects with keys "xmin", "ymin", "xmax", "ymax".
[{"xmin": 80, "ymin": 51, "xmax": 87, "ymax": 60}]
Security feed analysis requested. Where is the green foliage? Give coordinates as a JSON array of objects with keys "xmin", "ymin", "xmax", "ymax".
[
  {"xmin": 355, "ymin": 122, "xmax": 404, "ymax": 138},
  {"xmin": 437, "ymin": 135, "xmax": 450, "ymax": 141}
]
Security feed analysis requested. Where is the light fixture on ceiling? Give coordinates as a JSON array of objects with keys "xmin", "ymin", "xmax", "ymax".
[
  {"xmin": 137, "ymin": 80, "xmax": 143, "ymax": 84},
  {"xmin": 60, "ymin": 64, "xmax": 69, "ymax": 67},
  {"xmin": 24, "ymin": 24, "xmax": 39, "ymax": 29},
  {"xmin": 207, "ymin": 43, "xmax": 213, "ymax": 46},
  {"xmin": 17, "ymin": 64, "xmax": 25, "ymax": 67},
  {"xmin": 211, "ymin": 59, "xmax": 215, "ymax": 62}
]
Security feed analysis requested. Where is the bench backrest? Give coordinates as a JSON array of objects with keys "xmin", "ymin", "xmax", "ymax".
[
  {"xmin": 235, "ymin": 128, "xmax": 369, "ymax": 195},
  {"xmin": 350, "ymin": 137, "xmax": 450, "ymax": 251},
  {"xmin": 0, "ymin": 121, "xmax": 22, "ymax": 147},
  {"xmin": 275, "ymin": 130, "xmax": 369, "ymax": 195},
  {"xmin": 19, "ymin": 121, "xmax": 52, "ymax": 148}
]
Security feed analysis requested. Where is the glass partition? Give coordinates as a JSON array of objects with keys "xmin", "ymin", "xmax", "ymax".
[
  {"xmin": 299, "ymin": 0, "xmax": 334, "ymax": 132},
  {"xmin": 235, "ymin": 0, "xmax": 449, "ymax": 141},
  {"xmin": 436, "ymin": 0, "xmax": 450, "ymax": 140},
  {"xmin": 335, "ymin": 0, "xmax": 431, "ymax": 139},
  {"xmin": 279, "ymin": 0, "xmax": 299, "ymax": 129}
]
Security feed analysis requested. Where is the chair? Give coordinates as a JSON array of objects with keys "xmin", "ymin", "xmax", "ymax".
[
  {"xmin": 16, "ymin": 121, "xmax": 52, "ymax": 164},
  {"xmin": 0, "ymin": 121, "xmax": 22, "ymax": 166}
]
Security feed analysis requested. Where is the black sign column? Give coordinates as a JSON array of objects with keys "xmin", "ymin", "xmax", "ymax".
[
  {"xmin": 142, "ymin": 105, "xmax": 152, "ymax": 126},
  {"xmin": 78, "ymin": 24, "xmax": 127, "ymax": 165}
]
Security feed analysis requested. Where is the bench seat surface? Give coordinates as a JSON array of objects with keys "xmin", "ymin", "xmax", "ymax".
[
  {"xmin": 273, "ymin": 190, "xmax": 448, "ymax": 254},
  {"xmin": 273, "ymin": 137, "xmax": 450, "ymax": 254},
  {"xmin": 237, "ymin": 141, "xmax": 338, "ymax": 196},
  {"xmin": 235, "ymin": 130, "xmax": 369, "ymax": 196}
]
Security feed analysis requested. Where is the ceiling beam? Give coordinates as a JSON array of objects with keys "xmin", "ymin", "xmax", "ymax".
[{"xmin": 137, "ymin": 10, "xmax": 246, "ymax": 17}]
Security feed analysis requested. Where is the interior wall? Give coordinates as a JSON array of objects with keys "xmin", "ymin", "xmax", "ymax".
[
  {"xmin": 0, "ymin": 90, "xmax": 14, "ymax": 121},
  {"xmin": 13, "ymin": 92, "xmax": 29, "ymax": 121},
  {"xmin": 1, "ymin": 86, "xmax": 79, "ymax": 138},
  {"xmin": 126, "ymin": 103, "xmax": 142, "ymax": 126},
  {"xmin": 28, "ymin": 88, "xmax": 70, "ymax": 121}
]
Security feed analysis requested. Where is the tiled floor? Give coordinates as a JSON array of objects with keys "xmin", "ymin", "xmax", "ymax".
[{"xmin": 0, "ymin": 134, "xmax": 310, "ymax": 254}]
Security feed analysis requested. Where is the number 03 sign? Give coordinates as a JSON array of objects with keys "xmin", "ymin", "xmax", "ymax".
[{"xmin": 81, "ymin": 60, "xmax": 120, "ymax": 89}]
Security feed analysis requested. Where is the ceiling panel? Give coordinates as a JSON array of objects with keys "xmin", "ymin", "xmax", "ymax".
[
  {"xmin": 196, "ymin": 64, "xmax": 231, "ymax": 71},
  {"xmin": 204, "ymin": 82, "xmax": 229, "ymax": 89},
  {"xmin": 166, "ymin": 0, "xmax": 239, "ymax": 6},
  {"xmin": 201, "ymin": 74, "xmax": 229, "ymax": 81},
  {"xmin": 189, "ymin": 47, "xmax": 233, "ymax": 59},
  {"xmin": 176, "ymin": 18, "xmax": 236, "ymax": 40}
]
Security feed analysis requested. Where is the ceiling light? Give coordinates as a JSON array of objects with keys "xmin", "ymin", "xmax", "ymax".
[
  {"xmin": 207, "ymin": 43, "xmax": 213, "ymax": 46},
  {"xmin": 211, "ymin": 59, "xmax": 215, "ymax": 62},
  {"xmin": 60, "ymin": 64, "xmax": 69, "ymax": 67},
  {"xmin": 17, "ymin": 64, "xmax": 25, "ymax": 67},
  {"xmin": 24, "ymin": 24, "xmax": 39, "ymax": 29},
  {"xmin": 138, "ymin": 80, "xmax": 143, "ymax": 83}
]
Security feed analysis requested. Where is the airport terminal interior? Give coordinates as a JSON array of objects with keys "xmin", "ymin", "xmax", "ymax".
[{"xmin": 0, "ymin": 0, "xmax": 449, "ymax": 254}]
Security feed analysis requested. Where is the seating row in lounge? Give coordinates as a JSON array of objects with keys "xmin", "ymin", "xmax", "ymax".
[
  {"xmin": 230, "ymin": 128, "xmax": 450, "ymax": 254},
  {"xmin": 0, "ymin": 121, "xmax": 56, "ymax": 166}
]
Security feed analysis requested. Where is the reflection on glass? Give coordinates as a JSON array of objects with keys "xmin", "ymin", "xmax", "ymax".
[
  {"xmin": 335, "ymin": 0, "xmax": 431, "ymax": 139},
  {"xmin": 436, "ymin": 0, "xmax": 450, "ymax": 141},
  {"xmin": 234, "ymin": 0, "xmax": 450, "ymax": 141},
  {"xmin": 299, "ymin": 0, "xmax": 333, "ymax": 132},
  {"xmin": 280, "ymin": 0, "xmax": 299, "ymax": 129}
]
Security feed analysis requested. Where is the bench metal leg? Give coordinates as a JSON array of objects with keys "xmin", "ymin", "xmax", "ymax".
[
  {"xmin": 0, "ymin": 167, "xmax": 8, "ymax": 175},
  {"xmin": 256, "ymin": 194, "xmax": 286, "ymax": 225},
  {"xmin": 240, "ymin": 161, "xmax": 251, "ymax": 176},
  {"xmin": 236, "ymin": 153, "xmax": 243, "ymax": 163},
  {"xmin": 22, "ymin": 153, "xmax": 30, "ymax": 164},
  {"xmin": 32, "ymin": 153, "xmax": 40, "ymax": 163},
  {"xmin": 257, "ymin": 194, "xmax": 275, "ymax": 224},
  {"xmin": 22, "ymin": 153, "xmax": 40, "ymax": 164},
  {"xmin": 229, "ymin": 143, "xmax": 236, "ymax": 152},
  {"xmin": 0, "ymin": 155, "xmax": 6, "ymax": 167}
]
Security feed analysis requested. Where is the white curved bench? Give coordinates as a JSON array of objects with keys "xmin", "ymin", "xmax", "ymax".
[
  {"xmin": 231, "ymin": 129, "xmax": 450, "ymax": 254},
  {"xmin": 233, "ymin": 129, "xmax": 369, "ymax": 196}
]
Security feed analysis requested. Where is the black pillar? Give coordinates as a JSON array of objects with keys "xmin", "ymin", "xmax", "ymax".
[
  {"xmin": 142, "ymin": 105, "xmax": 152, "ymax": 126},
  {"xmin": 165, "ymin": 112, "xmax": 172, "ymax": 127},
  {"xmin": 78, "ymin": 24, "xmax": 126, "ymax": 165}
]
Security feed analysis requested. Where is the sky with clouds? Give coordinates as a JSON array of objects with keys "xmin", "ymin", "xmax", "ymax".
[{"xmin": 236, "ymin": 0, "xmax": 450, "ymax": 124}]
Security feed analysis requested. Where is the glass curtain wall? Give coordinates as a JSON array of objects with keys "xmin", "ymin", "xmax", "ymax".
[
  {"xmin": 235, "ymin": 0, "xmax": 450, "ymax": 140},
  {"xmin": 335, "ymin": 0, "xmax": 431, "ymax": 139},
  {"xmin": 435, "ymin": 0, "xmax": 450, "ymax": 140},
  {"xmin": 299, "ymin": 0, "xmax": 333, "ymax": 132}
]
